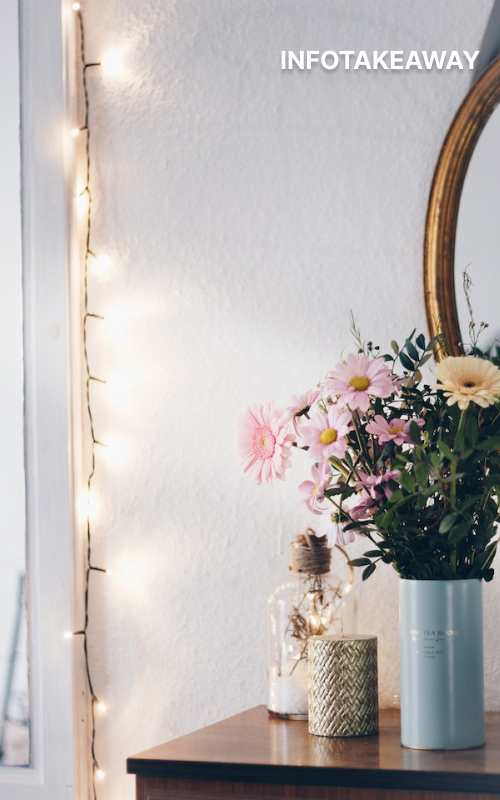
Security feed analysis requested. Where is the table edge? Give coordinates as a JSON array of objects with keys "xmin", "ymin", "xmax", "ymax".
[{"xmin": 126, "ymin": 759, "xmax": 500, "ymax": 794}]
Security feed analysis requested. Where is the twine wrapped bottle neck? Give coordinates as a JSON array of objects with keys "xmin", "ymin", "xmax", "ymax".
[{"xmin": 289, "ymin": 529, "xmax": 331, "ymax": 576}]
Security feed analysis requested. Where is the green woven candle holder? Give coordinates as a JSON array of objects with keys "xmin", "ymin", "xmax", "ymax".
[{"xmin": 308, "ymin": 634, "xmax": 379, "ymax": 738}]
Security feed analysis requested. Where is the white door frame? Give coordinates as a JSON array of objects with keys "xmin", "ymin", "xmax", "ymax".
[{"xmin": 0, "ymin": 0, "xmax": 80, "ymax": 797}]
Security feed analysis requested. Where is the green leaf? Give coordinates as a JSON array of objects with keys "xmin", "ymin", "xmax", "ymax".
[
  {"xmin": 405, "ymin": 339, "xmax": 419, "ymax": 362},
  {"xmin": 409, "ymin": 421, "xmax": 422, "ymax": 444},
  {"xmin": 439, "ymin": 512, "xmax": 460, "ymax": 534},
  {"xmin": 416, "ymin": 333, "xmax": 426, "ymax": 350},
  {"xmin": 364, "ymin": 549, "xmax": 384, "ymax": 558},
  {"xmin": 348, "ymin": 557, "xmax": 371, "ymax": 567},
  {"xmin": 438, "ymin": 440, "xmax": 454, "ymax": 460},
  {"xmin": 448, "ymin": 521, "xmax": 470, "ymax": 544},
  {"xmin": 325, "ymin": 486, "xmax": 354, "ymax": 497},
  {"xmin": 415, "ymin": 462, "xmax": 429, "ymax": 486},
  {"xmin": 399, "ymin": 470, "xmax": 414, "ymax": 492},
  {"xmin": 484, "ymin": 568, "xmax": 494, "ymax": 582},
  {"xmin": 390, "ymin": 340, "xmax": 399, "ymax": 355},
  {"xmin": 430, "ymin": 452, "xmax": 441, "ymax": 469},
  {"xmin": 343, "ymin": 520, "xmax": 372, "ymax": 531},
  {"xmin": 399, "ymin": 352, "xmax": 415, "ymax": 371},
  {"xmin": 362, "ymin": 563, "xmax": 376, "ymax": 581},
  {"xmin": 477, "ymin": 437, "xmax": 500, "ymax": 451}
]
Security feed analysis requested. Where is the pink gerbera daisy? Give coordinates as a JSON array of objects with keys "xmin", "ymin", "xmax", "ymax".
[
  {"xmin": 366, "ymin": 415, "xmax": 424, "ymax": 445},
  {"xmin": 298, "ymin": 462, "xmax": 332, "ymax": 514},
  {"xmin": 240, "ymin": 404, "xmax": 294, "ymax": 483},
  {"xmin": 326, "ymin": 354, "xmax": 396, "ymax": 412},
  {"xmin": 300, "ymin": 406, "xmax": 352, "ymax": 461}
]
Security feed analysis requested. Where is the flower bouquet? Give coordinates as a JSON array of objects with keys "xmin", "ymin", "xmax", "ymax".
[
  {"xmin": 241, "ymin": 325, "xmax": 500, "ymax": 582},
  {"xmin": 241, "ymin": 322, "xmax": 500, "ymax": 749}
]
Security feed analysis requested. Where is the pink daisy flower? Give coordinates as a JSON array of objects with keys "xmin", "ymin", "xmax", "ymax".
[
  {"xmin": 240, "ymin": 404, "xmax": 294, "ymax": 483},
  {"xmin": 350, "ymin": 494, "xmax": 378, "ymax": 521},
  {"xmin": 350, "ymin": 469, "xmax": 400, "ymax": 521},
  {"xmin": 366, "ymin": 415, "xmax": 425, "ymax": 445},
  {"xmin": 300, "ymin": 406, "xmax": 352, "ymax": 461},
  {"xmin": 286, "ymin": 388, "xmax": 320, "ymax": 435},
  {"xmin": 326, "ymin": 354, "xmax": 396, "ymax": 412},
  {"xmin": 298, "ymin": 462, "xmax": 332, "ymax": 515},
  {"xmin": 356, "ymin": 469, "xmax": 400, "ymax": 500}
]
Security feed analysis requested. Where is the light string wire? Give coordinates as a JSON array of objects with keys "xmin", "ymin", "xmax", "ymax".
[{"xmin": 71, "ymin": 5, "xmax": 108, "ymax": 798}]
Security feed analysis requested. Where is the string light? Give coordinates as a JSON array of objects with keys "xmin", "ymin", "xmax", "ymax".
[
  {"xmin": 76, "ymin": 187, "xmax": 89, "ymax": 217},
  {"xmin": 101, "ymin": 437, "xmax": 129, "ymax": 466},
  {"xmin": 67, "ymin": 5, "xmax": 119, "ymax": 798},
  {"xmin": 89, "ymin": 251, "xmax": 112, "ymax": 277},
  {"xmin": 77, "ymin": 487, "xmax": 98, "ymax": 525},
  {"xmin": 101, "ymin": 47, "xmax": 124, "ymax": 78}
]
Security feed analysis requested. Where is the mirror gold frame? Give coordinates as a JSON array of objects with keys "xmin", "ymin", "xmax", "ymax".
[{"xmin": 424, "ymin": 56, "xmax": 500, "ymax": 358}]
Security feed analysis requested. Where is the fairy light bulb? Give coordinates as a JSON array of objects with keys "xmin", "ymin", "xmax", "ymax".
[
  {"xmin": 101, "ymin": 48, "xmax": 124, "ymax": 77},
  {"xmin": 95, "ymin": 768, "xmax": 106, "ymax": 782},
  {"xmin": 77, "ymin": 488, "xmax": 97, "ymax": 525},
  {"xmin": 76, "ymin": 187, "xmax": 89, "ymax": 218},
  {"xmin": 96, "ymin": 253, "xmax": 111, "ymax": 272},
  {"xmin": 91, "ymin": 252, "xmax": 112, "ymax": 277},
  {"xmin": 95, "ymin": 701, "xmax": 107, "ymax": 715},
  {"xmin": 70, "ymin": 126, "xmax": 81, "ymax": 139},
  {"xmin": 101, "ymin": 438, "xmax": 128, "ymax": 467},
  {"xmin": 64, "ymin": 631, "xmax": 74, "ymax": 640},
  {"xmin": 72, "ymin": 2, "xmax": 81, "ymax": 11}
]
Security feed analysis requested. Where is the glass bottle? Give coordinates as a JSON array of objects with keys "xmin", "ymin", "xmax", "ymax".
[{"xmin": 267, "ymin": 530, "xmax": 354, "ymax": 719}]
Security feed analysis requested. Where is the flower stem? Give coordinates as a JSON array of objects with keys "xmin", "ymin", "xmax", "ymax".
[{"xmin": 351, "ymin": 410, "xmax": 373, "ymax": 473}]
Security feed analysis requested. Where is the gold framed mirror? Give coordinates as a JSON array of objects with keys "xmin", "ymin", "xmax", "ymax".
[{"xmin": 424, "ymin": 56, "xmax": 500, "ymax": 357}]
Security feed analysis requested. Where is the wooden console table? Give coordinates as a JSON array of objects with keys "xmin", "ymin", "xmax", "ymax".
[{"xmin": 127, "ymin": 706, "xmax": 500, "ymax": 799}]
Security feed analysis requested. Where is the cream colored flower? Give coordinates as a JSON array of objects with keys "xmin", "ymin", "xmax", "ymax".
[{"xmin": 436, "ymin": 356, "xmax": 500, "ymax": 410}]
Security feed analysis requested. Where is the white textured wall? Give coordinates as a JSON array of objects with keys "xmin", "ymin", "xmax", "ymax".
[{"xmin": 82, "ymin": 1, "xmax": 496, "ymax": 797}]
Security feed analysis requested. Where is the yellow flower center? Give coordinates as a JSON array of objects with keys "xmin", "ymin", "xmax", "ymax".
[
  {"xmin": 389, "ymin": 422, "xmax": 405, "ymax": 434},
  {"xmin": 350, "ymin": 375, "xmax": 370, "ymax": 391},
  {"xmin": 257, "ymin": 431, "xmax": 275, "ymax": 457},
  {"xmin": 320, "ymin": 427, "xmax": 338, "ymax": 445}
]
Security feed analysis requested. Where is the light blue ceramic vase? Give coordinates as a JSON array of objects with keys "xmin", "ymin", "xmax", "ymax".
[{"xmin": 399, "ymin": 579, "xmax": 484, "ymax": 750}]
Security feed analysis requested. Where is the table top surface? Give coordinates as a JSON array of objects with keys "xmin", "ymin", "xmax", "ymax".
[{"xmin": 127, "ymin": 706, "xmax": 500, "ymax": 793}]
